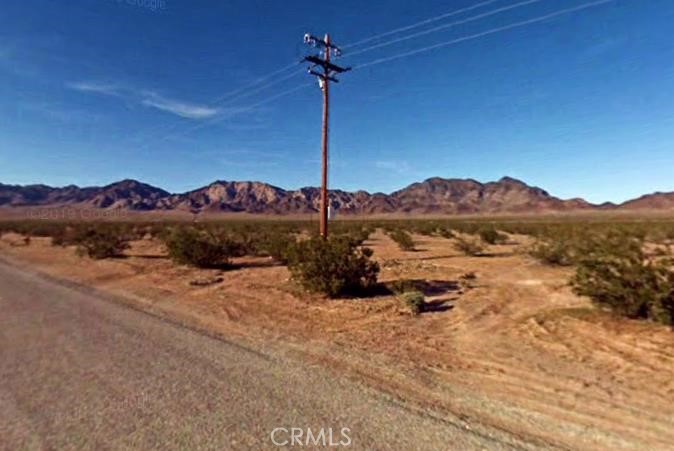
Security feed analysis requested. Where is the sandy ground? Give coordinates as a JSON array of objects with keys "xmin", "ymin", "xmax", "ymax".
[
  {"xmin": 2, "ymin": 260, "xmax": 520, "ymax": 450},
  {"xmin": 1, "ymin": 231, "xmax": 673, "ymax": 450}
]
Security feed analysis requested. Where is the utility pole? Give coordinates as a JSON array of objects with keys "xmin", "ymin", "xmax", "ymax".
[{"xmin": 303, "ymin": 33, "xmax": 350, "ymax": 239}]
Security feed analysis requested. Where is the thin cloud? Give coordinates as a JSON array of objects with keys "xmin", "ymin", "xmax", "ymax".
[
  {"xmin": 66, "ymin": 81, "xmax": 122, "ymax": 97},
  {"xmin": 67, "ymin": 81, "xmax": 218, "ymax": 120},
  {"xmin": 141, "ymin": 93, "xmax": 219, "ymax": 119}
]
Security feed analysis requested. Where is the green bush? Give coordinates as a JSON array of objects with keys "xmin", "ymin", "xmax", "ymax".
[
  {"xmin": 345, "ymin": 227, "xmax": 373, "ymax": 246},
  {"xmin": 478, "ymin": 227, "xmax": 508, "ymax": 245},
  {"xmin": 389, "ymin": 278, "xmax": 420, "ymax": 295},
  {"xmin": 326, "ymin": 226, "xmax": 372, "ymax": 247},
  {"xmin": 23, "ymin": 222, "xmax": 63, "ymax": 238},
  {"xmin": 401, "ymin": 290, "xmax": 425, "ymax": 315},
  {"xmin": 529, "ymin": 232, "xmax": 581, "ymax": 266},
  {"xmin": 286, "ymin": 236, "xmax": 380, "ymax": 297},
  {"xmin": 411, "ymin": 222, "xmax": 439, "ymax": 237},
  {"xmin": 51, "ymin": 226, "xmax": 81, "ymax": 247},
  {"xmin": 571, "ymin": 232, "xmax": 674, "ymax": 325},
  {"xmin": 388, "ymin": 229, "xmax": 415, "ymax": 251},
  {"xmin": 259, "ymin": 232, "xmax": 296, "ymax": 264},
  {"xmin": 162, "ymin": 227, "xmax": 239, "ymax": 268},
  {"xmin": 453, "ymin": 236, "xmax": 485, "ymax": 256},
  {"xmin": 437, "ymin": 227, "xmax": 455, "ymax": 239},
  {"xmin": 75, "ymin": 229, "xmax": 130, "ymax": 260}
]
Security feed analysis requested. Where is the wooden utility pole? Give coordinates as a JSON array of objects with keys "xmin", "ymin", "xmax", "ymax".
[
  {"xmin": 303, "ymin": 33, "xmax": 350, "ymax": 239},
  {"xmin": 320, "ymin": 34, "xmax": 330, "ymax": 239}
]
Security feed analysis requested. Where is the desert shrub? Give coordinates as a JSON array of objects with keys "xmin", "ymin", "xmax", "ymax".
[
  {"xmin": 51, "ymin": 226, "xmax": 83, "ymax": 247},
  {"xmin": 662, "ymin": 228, "xmax": 674, "ymax": 240},
  {"xmin": 453, "ymin": 236, "xmax": 485, "ymax": 256},
  {"xmin": 529, "ymin": 234, "xmax": 579, "ymax": 266},
  {"xmin": 162, "ymin": 227, "xmax": 239, "ymax": 268},
  {"xmin": 139, "ymin": 223, "xmax": 166, "ymax": 239},
  {"xmin": 647, "ymin": 228, "xmax": 669, "ymax": 244},
  {"xmin": 401, "ymin": 290, "xmax": 425, "ymax": 315},
  {"xmin": 10, "ymin": 221, "xmax": 67, "ymax": 238},
  {"xmin": 286, "ymin": 236, "xmax": 380, "ymax": 298},
  {"xmin": 388, "ymin": 229, "xmax": 415, "ymax": 251},
  {"xmin": 437, "ymin": 227, "xmax": 455, "ymax": 239},
  {"xmin": 478, "ymin": 227, "xmax": 508, "ymax": 245},
  {"xmin": 389, "ymin": 278, "xmax": 420, "ymax": 295},
  {"xmin": 345, "ymin": 227, "xmax": 373, "ymax": 246},
  {"xmin": 411, "ymin": 221, "xmax": 440, "ymax": 237},
  {"xmin": 74, "ymin": 229, "xmax": 130, "ymax": 259},
  {"xmin": 231, "ymin": 232, "xmax": 258, "ymax": 257},
  {"xmin": 196, "ymin": 225, "xmax": 246, "ymax": 257},
  {"xmin": 259, "ymin": 232, "xmax": 297, "ymax": 264},
  {"xmin": 571, "ymin": 232, "xmax": 674, "ymax": 325},
  {"xmin": 452, "ymin": 222, "xmax": 481, "ymax": 236},
  {"xmin": 328, "ymin": 225, "xmax": 373, "ymax": 247},
  {"xmin": 50, "ymin": 228, "xmax": 69, "ymax": 246}
]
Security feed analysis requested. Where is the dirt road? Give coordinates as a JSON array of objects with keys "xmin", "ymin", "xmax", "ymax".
[{"xmin": 0, "ymin": 260, "xmax": 527, "ymax": 450}]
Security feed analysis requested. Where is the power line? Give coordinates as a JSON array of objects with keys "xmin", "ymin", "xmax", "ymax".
[
  {"xmin": 135, "ymin": 69, "xmax": 304, "ymax": 150},
  {"xmin": 348, "ymin": 0, "xmax": 544, "ymax": 58},
  {"xmin": 210, "ymin": 61, "xmax": 301, "ymax": 104},
  {"xmin": 155, "ymin": 82, "xmax": 313, "ymax": 145},
  {"xmin": 207, "ymin": 69, "xmax": 304, "ymax": 109},
  {"xmin": 354, "ymin": 0, "xmax": 613, "ymax": 70},
  {"xmin": 130, "ymin": 1, "xmax": 532, "ymax": 149},
  {"xmin": 149, "ymin": 0, "xmax": 498, "ymax": 143},
  {"xmin": 342, "ymin": 0, "xmax": 503, "ymax": 49},
  {"xmin": 162, "ymin": 0, "xmax": 533, "ymax": 144},
  {"xmin": 135, "ymin": 0, "xmax": 611, "ymax": 153}
]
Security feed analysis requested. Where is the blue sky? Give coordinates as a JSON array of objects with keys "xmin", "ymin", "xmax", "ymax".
[{"xmin": 1, "ymin": 0, "xmax": 672, "ymax": 203}]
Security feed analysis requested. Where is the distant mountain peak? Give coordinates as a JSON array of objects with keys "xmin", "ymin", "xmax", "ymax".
[
  {"xmin": 497, "ymin": 176, "xmax": 526, "ymax": 185},
  {"xmin": 0, "ymin": 176, "xmax": 671, "ymax": 215}
]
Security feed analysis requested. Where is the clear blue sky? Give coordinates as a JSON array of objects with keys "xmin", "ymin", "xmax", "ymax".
[{"xmin": 1, "ymin": 0, "xmax": 672, "ymax": 203}]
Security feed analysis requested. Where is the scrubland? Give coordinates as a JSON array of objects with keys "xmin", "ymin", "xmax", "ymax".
[{"xmin": 1, "ymin": 217, "xmax": 673, "ymax": 449}]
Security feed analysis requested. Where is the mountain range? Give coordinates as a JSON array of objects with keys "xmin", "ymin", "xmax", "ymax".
[{"xmin": 0, "ymin": 177, "xmax": 672, "ymax": 215}]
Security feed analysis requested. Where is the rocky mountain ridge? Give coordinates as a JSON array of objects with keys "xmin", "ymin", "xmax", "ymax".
[{"xmin": 0, "ymin": 177, "xmax": 671, "ymax": 214}]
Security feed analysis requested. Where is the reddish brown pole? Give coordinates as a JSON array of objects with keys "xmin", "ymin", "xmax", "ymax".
[{"xmin": 320, "ymin": 34, "xmax": 330, "ymax": 239}]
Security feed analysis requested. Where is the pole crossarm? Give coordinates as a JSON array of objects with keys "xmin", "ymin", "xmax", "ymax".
[
  {"xmin": 308, "ymin": 69, "xmax": 339, "ymax": 83},
  {"xmin": 303, "ymin": 55, "xmax": 351, "ymax": 74}
]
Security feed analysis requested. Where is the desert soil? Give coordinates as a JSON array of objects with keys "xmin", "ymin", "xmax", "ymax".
[{"xmin": 1, "ymin": 230, "xmax": 673, "ymax": 450}]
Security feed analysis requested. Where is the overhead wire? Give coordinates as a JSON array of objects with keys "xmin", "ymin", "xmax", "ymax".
[
  {"xmin": 135, "ymin": 68, "xmax": 305, "ymax": 149},
  {"xmin": 136, "ymin": 0, "xmax": 612, "ymax": 150},
  {"xmin": 155, "ymin": 81, "xmax": 314, "ymax": 145},
  {"xmin": 139, "ymin": 0, "xmax": 531, "ymax": 148},
  {"xmin": 210, "ymin": 61, "xmax": 301, "ymax": 104},
  {"xmin": 342, "ymin": 0, "xmax": 503, "ymax": 49},
  {"xmin": 346, "ymin": 0, "xmax": 545, "ymax": 58},
  {"xmin": 136, "ymin": 1, "xmax": 531, "ymax": 147},
  {"xmin": 353, "ymin": 0, "xmax": 613, "ymax": 70}
]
